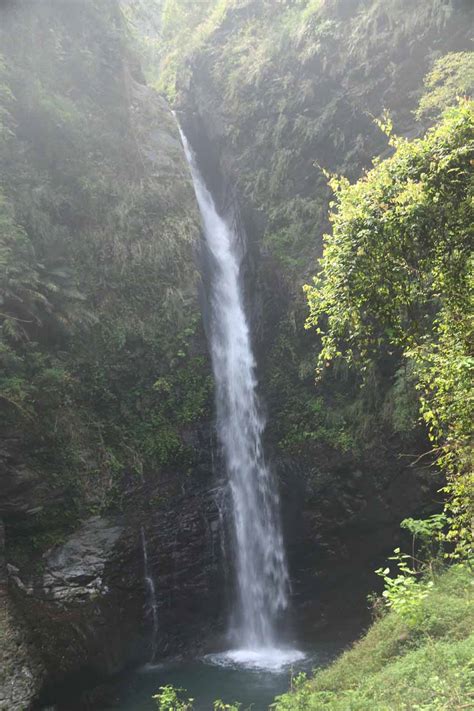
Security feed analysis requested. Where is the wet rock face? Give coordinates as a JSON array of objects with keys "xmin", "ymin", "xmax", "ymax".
[
  {"xmin": 10, "ymin": 516, "xmax": 140, "ymax": 685},
  {"xmin": 0, "ymin": 439, "xmax": 64, "ymax": 519},
  {"xmin": 145, "ymin": 476, "xmax": 227, "ymax": 656},
  {"xmin": 0, "ymin": 593, "xmax": 45, "ymax": 711},
  {"xmin": 39, "ymin": 517, "xmax": 123, "ymax": 604},
  {"xmin": 278, "ymin": 448, "xmax": 441, "ymax": 635},
  {"xmin": 6, "ymin": 462, "xmax": 225, "ymax": 700}
]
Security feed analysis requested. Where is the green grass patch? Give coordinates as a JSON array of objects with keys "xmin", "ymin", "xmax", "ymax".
[{"xmin": 273, "ymin": 565, "xmax": 474, "ymax": 710}]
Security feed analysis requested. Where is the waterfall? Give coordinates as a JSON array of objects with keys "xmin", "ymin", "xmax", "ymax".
[
  {"xmin": 179, "ymin": 128, "xmax": 296, "ymax": 660},
  {"xmin": 140, "ymin": 526, "xmax": 159, "ymax": 662}
]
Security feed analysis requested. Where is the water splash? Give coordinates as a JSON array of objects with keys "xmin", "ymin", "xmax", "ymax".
[
  {"xmin": 140, "ymin": 526, "xmax": 159, "ymax": 662},
  {"xmin": 179, "ymin": 127, "xmax": 291, "ymax": 652},
  {"xmin": 204, "ymin": 648, "xmax": 305, "ymax": 672}
]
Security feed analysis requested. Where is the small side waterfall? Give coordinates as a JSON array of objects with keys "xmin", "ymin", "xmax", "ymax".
[
  {"xmin": 180, "ymin": 128, "xmax": 301, "ymax": 666},
  {"xmin": 140, "ymin": 526, "xmax": 159, "ymax": 662}
]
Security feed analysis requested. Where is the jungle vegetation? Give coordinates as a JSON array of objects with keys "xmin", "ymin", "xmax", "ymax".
[
  {"xmin": 0, "ymin": 0, "xmax": 472, "ymax": 707},
  {"xmin": 130, "ymin": 1, "xmax": 473, "ymax": 707},
  {"xmin": 0, "ymin": 0, "xmax": 211, "ymax": 555}
]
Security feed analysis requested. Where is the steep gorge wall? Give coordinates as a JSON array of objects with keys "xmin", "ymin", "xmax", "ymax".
[
  {"xmin": 174, "ymin": 0, "xmax": 474, "ymax": 622},
  {"xmin": 0, "ymin": 1, "xmax": 223, "ymax": 707}
]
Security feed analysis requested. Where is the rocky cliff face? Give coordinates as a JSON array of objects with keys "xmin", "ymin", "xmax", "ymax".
[
  {"xmin": 9, "ymin": 467, "xmax": 224, "ymax": 709},
  {"xmin": 0, "ymin": 589, "xmax": 45, "ymax": 711}
]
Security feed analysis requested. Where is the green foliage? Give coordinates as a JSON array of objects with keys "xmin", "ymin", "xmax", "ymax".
[
  {"xmin": 305, "ymin": 101, "xmax": 474, "ymax": 554},
  {"xmin": 417, "ymin": 51, "xmax": 474, "ymax": 121},
  {"xmin": 373, "ymin": 516, "xmax": 449, "ymax": 628},
  {"xmin": 273, "ymin": 566, "xmax": 474, "ymax": 710},
  {"xmin": 263, "ymin": 315, "xmax": 361, "ymax": 455},
  {"xmin": 124, "ymin": 0, "xmax": 228, "ymax": 98},
  {"xmin": 161, "ymin": 0, "xmax": 218, "ymax": 39},
  {"xmin": 213, "ymin": 701, "xmax": 241, "ymax": 711},
  {"xmin": 265, "ymin": 313, "xmax": 420, "ymax": 460},
  {"xmin": 279, "ymin": 393, "xmax": 355, "ymax": 453},
  {"xmin": 375, "ymin": 549, "xmax": 434, "ymax": 626},
  {"xmin": 152, "ymin": 685, "xmax": 241, "ymax": 711},
  {"xmin": 0, "ymin": 0, "xmax": 209, "ymax": 551},
  {"xmin": 121, "ymin": 0, "xmax": 164, "ymax": 86},
  {"xmin": 126, "ymin": 0, "xmax": 474, "ymax": 477},
  {"xmin": 153, "ymin": 685, "xmax": 194, "ymax": 711},
  {"xmin": 410, "ymin": 305, "xmax": 474, "ymax": 560},
  {"xmin": 382, "ymin": 362, "xmax": 420, "ymax": 436},
  {"xmin": 401, "ymin": 514, "xmax": 447, "ymax": 561},
  {"xmin": 306, "ymin": 101, "xmax": 473, "ymax": 366}
]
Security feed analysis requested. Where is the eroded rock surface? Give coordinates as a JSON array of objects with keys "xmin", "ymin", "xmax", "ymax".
[
  {"xmin": 0, "ymin": 593, "xmax": 45, "ymax": 711},
  {"xmin": 40, "ymin": 517, "xmax": 122, "ymax": 603}
]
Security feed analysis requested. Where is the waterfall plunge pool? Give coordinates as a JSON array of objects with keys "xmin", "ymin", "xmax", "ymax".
[{"xmin": 115, "ymin": 642, "xmax": 341, "ymax": 710}]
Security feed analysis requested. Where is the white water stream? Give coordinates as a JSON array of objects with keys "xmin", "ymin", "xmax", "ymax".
[
  {"xmin": 179, "ymin": 128, "xmax": 302, "ymax": 669},
  {"xmin": 140, "ymin": 526, "xmax": 159, "ymax": 663}
]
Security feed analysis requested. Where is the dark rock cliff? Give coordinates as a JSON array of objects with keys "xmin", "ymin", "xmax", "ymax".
[{"xmin": 11, "ymin": 470, "xmax": 224, "ymax": 708}]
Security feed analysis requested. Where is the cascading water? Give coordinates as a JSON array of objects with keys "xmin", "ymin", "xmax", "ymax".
[
  {"xmin": 179, "ymin": 127, "xmax": 303, "ymax": 668},
  {"xmin": 140, "ymin": 526, "xmax": 159, "ymax": 663}
]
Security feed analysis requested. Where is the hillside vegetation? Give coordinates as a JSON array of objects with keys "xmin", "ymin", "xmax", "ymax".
[
  {"xmin": 306, "ymin": 100, "xmax": 473, "ymax": 557},
  {"xmin": 0, "ymin": 1, "xmax": 472, "ymax": 708},
  {"xmin": 274, "ymin": 98, "xmax": 473, "ymax": 711},
  {"xmin": 274, "ymin": 565, "xmax": 473, "ymax": 710},
  {"xmin": 155, "ymin": 0, "xmax": 474, "ymax": 467},
  {"xmin": 0, "ymin": 0, "xmax": 209, "ymax": 556},
  {"xmin": 138, "ymin": 1, "xmax": 474, "ymax": 708},
  {"xmin": 139, "ymin": 0, "xmax": 474, "ymax": 565}
]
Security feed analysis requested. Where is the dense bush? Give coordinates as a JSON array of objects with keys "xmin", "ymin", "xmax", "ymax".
[{"xmin": 305, "ymin": 101, "xmax": 473, "ymax": 555}]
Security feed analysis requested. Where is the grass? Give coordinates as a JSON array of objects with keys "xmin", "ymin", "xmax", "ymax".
[{"xmin": 272, "ymin": 565, "xmax": 474, "ymax": 710}]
